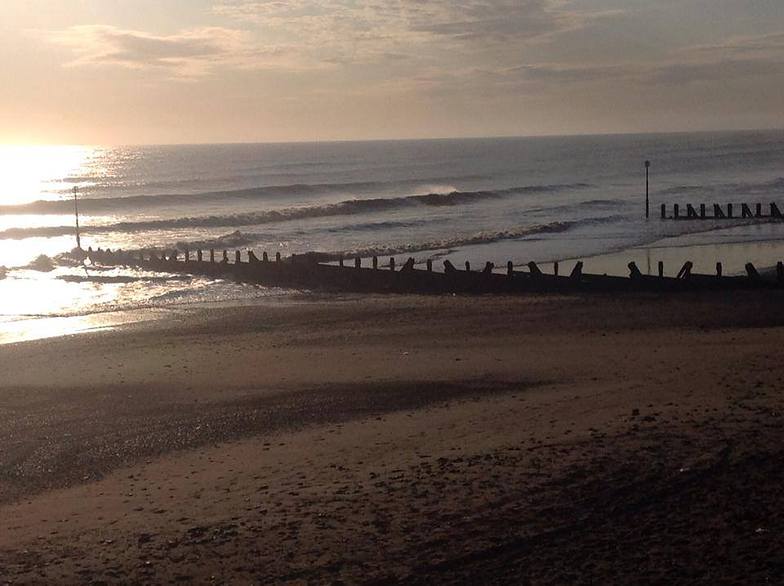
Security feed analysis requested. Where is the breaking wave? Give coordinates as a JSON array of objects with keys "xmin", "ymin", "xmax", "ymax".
[
  {"xmin": 0, "ymin": 183, "xmax": 593, "ymax": 240},
  {"xmin": 174, "ymin": 215, "xmax": 621, "ymax": 259},
  {"xmin": 0, "ymin": 177, "xmax": 582, "ymax": 215}
]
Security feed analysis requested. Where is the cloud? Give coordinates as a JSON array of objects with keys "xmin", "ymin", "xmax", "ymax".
[
  {"xmin": 45, "ymin": 2, "xmax": 620, "ymax": 81},
  {"xmin": 500, "ymin": 30, "xmax": 784, "ymax": 89},
  {"xmin": 512, "ymin": 63, "xmax": 633, "ymax": 83},
  {"xmin": 213, "ymin": 0, "xmax": 614, "ymax": 63},
  {"xmin": 649, "ymin": 58, "xmax": 784, "ymax": 85},
  {"xmin": 507, "ymin": 57, "xmax": 784, "ymax": 89},
  {"xmin": 685, "ymin": 31, "xmax": 784, "ymax": 59},
  {"xmin": 46, "ymin": 25, "xmax": 296, "ymax": 78}
]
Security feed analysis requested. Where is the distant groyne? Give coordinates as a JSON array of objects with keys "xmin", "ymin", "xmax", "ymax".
[{"xmin": 660, "ymin": 202, "xmax": 784, "ymax": 220}]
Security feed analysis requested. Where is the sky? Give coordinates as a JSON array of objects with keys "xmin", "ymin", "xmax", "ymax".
[{"xmin": 1, "ymin": 0, "xmax": 783, "ymax": 145}]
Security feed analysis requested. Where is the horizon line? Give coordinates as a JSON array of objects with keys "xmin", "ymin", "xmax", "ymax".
[{"xmin": 2, "ymin": 126, "xmax": 783, "ymax": 149}]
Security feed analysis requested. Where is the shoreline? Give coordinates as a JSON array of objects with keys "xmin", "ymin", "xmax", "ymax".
[
  {"xmin": 1, "ymin": 291, "xmax": 784, "ymax": 582},
  {"xmin": 3, "ymin": 215, "xmax": 784, "ymax": 346}
]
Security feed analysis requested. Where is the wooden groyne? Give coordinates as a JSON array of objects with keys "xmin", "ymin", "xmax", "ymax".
[
  {"xmin": 83, "ymin": 246, "xmax": 784, "ymax": 295},
  {"xmin": 660, "ymin": 202, "xmax": 784, "ymax": 220}
]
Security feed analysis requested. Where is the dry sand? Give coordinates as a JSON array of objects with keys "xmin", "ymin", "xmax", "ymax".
[{"xmin": 1, "ymin": 291, "xmax": 783, "ymax": 584}]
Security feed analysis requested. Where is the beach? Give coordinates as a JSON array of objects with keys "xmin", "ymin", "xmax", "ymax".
[{"xmin": 2, "ymin": 291, "xmax": 783, "ymax": 583}]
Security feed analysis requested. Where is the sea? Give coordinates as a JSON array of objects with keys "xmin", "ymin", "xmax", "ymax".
[{"xmin": 2, "ymin": 130, "xmax": 784, "ymax": 342}]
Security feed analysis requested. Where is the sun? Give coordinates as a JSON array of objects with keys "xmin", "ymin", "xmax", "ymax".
[{"xmin": 0, "ymin": 145, "xmax": 94, "ymax": 206}]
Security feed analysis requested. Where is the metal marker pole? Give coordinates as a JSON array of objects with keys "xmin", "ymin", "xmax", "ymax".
[
  {"xmin": 73, "ymin": 186, "xmax": 81, "ymax": 250},
  {"xmin": 645, "ymin": 160, "xmax": 651, "ymax": 219}
]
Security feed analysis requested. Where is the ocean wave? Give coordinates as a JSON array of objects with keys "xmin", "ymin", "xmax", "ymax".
[
  {"xmin": 0, "ymin": 175, "xmax": 516, "ymax": 214},
  {"xmin": 175, "ymin": 230, "xmax": 255, "ymax": 250},
  {"xmin": 0, "ymin": 183, "xmax": 594, "ymax": 240},
  {"xmin": 334, "ymin": 215, "xmax": 628, "ymax": 260},
  {"xmin": 656, "ymin": 177, "xmax": 784, "ymax": 198},
  {"xmin": 170, "ymin": 215, "xmax": 618, "ymax": 260}
]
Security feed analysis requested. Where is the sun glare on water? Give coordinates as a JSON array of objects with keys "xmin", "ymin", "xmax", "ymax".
[{"xmin": 0, "ymin": 145, "xmax": 95, "ymax": 205}]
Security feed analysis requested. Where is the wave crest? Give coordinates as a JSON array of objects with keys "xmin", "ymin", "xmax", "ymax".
[{"xmin": 0, "ymin": 183, "xmax": 593, "ymax": 240}]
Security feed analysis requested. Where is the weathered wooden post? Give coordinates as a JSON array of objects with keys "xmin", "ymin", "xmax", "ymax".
[
  {"xmin": 727, "ymin": 203, "xmax": 733, "ymax": 218},
  {"xmin": 355, "ymin": 257, "xmax": 361, "ymax": 268},
  {"xmin": 569, "ymin": 261, "xmax": 583, "ymax": 280},
  {"xmin": 716, "ymin": 262, "xmax": 722, "ymax": 277},
  {"xmin": 628, "ymin": 261, "xmax": 642, "ymax": 280},
  {"xmin": 184, "ymin": 250, "xmax": 190, "ymax": 262},
  {"xmin": 389, "ymin": 257, "xmax": 395, "ymax": 271},
  {"xmin": 746, "ymin": 262, "xmax": 759, "ymax": 280},
  {"xmin": 197, "ymin": 250, "xmax": 203, "ymax": 262},
  {"xmin": 700, "ymin": 203, "xmax": 706, "ymax": 219},
  {"xmin": 676, "ymin": 261, "xmax": 693, "ymax": 280},
  {"xmin": 465, "ymin": 261, "xmax": 470, "ymax": 272},
  {"xmin": 553, "ymin": 262, "xmax": 559, "ymax": 276},
  {"xmin": 660, "ymin": 203, "xmax": 666, "ymax": 219},
  {"xmin": 209, "ymin": 249, "xmax": 215, "ymax": 263},
  {"xmin": 714, "ymin": 204, "xmax": 726, "ymax": 218},
  {"xmin": 756, "ymin": 203, "xmax": 763, "ymax": 217},
  {"xmin": 771, "ymin": 202, "xmax": 782, "ymax": 218},
  {"xmin": 741, "ymin": 203, "xmax": 753, "ymax": 219},
  {"xmin": 658, "ymin": 261, "xmax": 664, "ymax": 278},
  {"xmin": 248, "ymin": 250, "xmax": 258, "ymax": 262},
  {"xmin": 235, "ymin": 250, "xmax": 241, "ymax": 264},
  {"xmin": 777, "ymin": 262, "xmax": 784, "ymax": 284},
  {"xmin": 372, "ymin": 256, "xmax": 378, "ymax": 270},
  {"xmin": 339, "ymin": 256, "xmax": 344, "ymax": 267},
  {"xmin": 276, "ymin": 252, "xmax": 281, "ymax": 262},
  {"xmin": 427, "ymin": 259, "xmax": 433, "ymax": 272},
  {"xmin": 527, "ymin": 262, "xmax": 542, "ymax": 277},
  {"xmin": 673, "ymin": 203, "xmax": 680, "ymax": 219},
  {"xmin": 262, "ymin": 251, "xmax": 269, "ymax": 262},
  {"xmin": 507, "ymin": 261, "xmax": 513, "ymax": 276}
]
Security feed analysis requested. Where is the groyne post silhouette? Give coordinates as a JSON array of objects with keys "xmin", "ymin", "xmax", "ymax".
[
  {"xmin": 86, "ymin": 247, "xmax": 784, "ymax": 295},
  {"xmin": 660, "ymin": 202, "xmax": 784, "ymax": 221}
]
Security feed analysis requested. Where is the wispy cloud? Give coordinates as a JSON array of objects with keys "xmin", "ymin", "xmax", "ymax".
[
  {"xmin": 500, "ymin": 30, "xmax": 784, "ymax": 89},
  {"xmin": 45, "ymin": 24, "xmax": 311, "ymax": 78},
  {"xmin": 45, "ymin": 7, "xmax": 784, "ymax": 95},
  {"xmin": 213, "ymin": 0, "xmax": 616, "ymax": 65},
  {"xmin": 685, "ymin": 31, "xmax": 784, "ymax": 59}
]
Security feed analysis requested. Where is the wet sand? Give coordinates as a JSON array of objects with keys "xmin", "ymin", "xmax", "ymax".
[{"xmin": 1, "ymin": 291, "xmax": 784, "ymax": 583}]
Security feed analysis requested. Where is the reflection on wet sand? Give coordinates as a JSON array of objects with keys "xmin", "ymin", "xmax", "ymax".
[{"xmin": 0, "ymin": 310, "xmax": 162, "ymax": 345}]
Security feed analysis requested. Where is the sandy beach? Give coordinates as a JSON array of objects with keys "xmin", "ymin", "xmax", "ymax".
[{"xmin": 0, "ymin": 291, "xmax": 783, "ymax": 584}]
